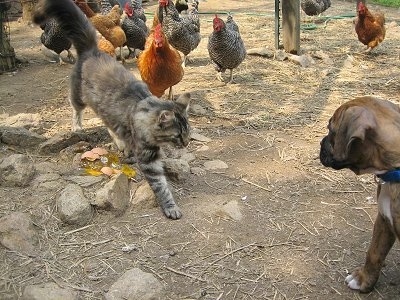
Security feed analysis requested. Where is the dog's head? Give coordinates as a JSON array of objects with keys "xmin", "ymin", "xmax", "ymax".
[{"xmin": 319, "ymin": 96, "xmax": 400, "ymax": 175}]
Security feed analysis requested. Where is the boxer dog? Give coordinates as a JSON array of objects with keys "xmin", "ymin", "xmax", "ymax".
[{"xmin": 320, "ymin": 96, "xmax": 400, "ymax": 292}]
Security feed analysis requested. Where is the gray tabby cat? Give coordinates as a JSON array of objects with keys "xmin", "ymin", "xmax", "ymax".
[{"xmin": 33, "ymin": 0, "xmax": 191, "ymax": 219}]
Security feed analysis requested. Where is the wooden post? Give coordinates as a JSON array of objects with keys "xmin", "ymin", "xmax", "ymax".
[
  {"xmin": 274, "ymin": 0, "xmax": 281, "ymax": 49},
  {"xmin": 0, "ymin": 6, "xmax": 16, "ymax": 73},
  {"xmin": 282, "ymin": 0, "xmax": 300, "ymax": 54}
]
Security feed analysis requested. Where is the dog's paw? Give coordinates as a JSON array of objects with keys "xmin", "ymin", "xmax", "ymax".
[
  {"xmin": 345, "ymin": 267, "xmax": 377, "ymax": 293},
  {"xmin": 345, "ymin": 274, "xmax": 361, "ymax": 290}
]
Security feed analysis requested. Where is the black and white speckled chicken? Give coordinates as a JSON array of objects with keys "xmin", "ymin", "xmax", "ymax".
[
  {"xmin": 39, "ymin": 18, "xmax": 75, "ymax": 65},
  {"xmin": 158, "ymin": 0, "xmax": 201, "ymax": 67},
  {"xmin": 207, "ymin": 14, "xmax": 246, "ymax": 83},
  {"xmin": 175, "ymin": 0, "xmax": 188, "ymax": 14},
  {"xmin": 131, "ymin": 0, "xmax": 147, "ymax": 23},
  {"xmin": 301, "ymin": 0, "xmax": 331, "ymax": 16},
  {"xmin": 121, "ymin": 2, "xmax": 149, "ymax": 58}
]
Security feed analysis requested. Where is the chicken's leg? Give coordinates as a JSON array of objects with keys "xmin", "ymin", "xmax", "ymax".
[
  {"xmin": 67, "ymin": 50, "xmax": 76, "ymax": 64},
  {"xmin": 167, "ymin": 86, "xmax": 174, "ymax": 100},
  {"xmin": 216, "ymin": 71, "xmax": 224, "ymax": 82},
  {"xmin": 227, "ymin": 69, "xmax": 234, "ymax": 84}
]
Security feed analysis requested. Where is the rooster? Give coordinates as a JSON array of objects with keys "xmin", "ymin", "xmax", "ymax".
[
  {"xmin": 355, "ymin": 1, "xmax": 385, "ymax": 52},
  {"xmin": 157, "ymin": 0, "xmax": 201, "ymax": 67},
  {"xmin": 207, "ymin": 14, "xmax": 246, "ymax": 84},
  {"xmin": 137, "ymin": 23, "xmax": 184, "ymax": 99}
]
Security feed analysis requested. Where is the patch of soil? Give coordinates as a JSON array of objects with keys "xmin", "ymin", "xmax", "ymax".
[{"xmin": 1, "ymin": 0, "xmax": 400, "ymax": 299}]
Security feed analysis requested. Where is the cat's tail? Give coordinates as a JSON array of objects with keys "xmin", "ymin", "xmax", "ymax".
[{"xmin": 33, "ymin": 0, "xmax": 98, "ymax": 57}]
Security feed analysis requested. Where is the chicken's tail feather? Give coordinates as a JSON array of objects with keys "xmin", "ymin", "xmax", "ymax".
[{"xmin": 33, "ymin": 0, "xmax": 98, "ymax": 56}]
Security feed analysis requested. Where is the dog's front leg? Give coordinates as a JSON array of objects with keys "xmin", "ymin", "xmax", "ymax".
[{"xmin": 345, "ymin": 212, "xmax": 396, "ymax": 292}]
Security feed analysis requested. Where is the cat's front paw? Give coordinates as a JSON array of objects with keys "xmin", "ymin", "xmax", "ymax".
[
  {"xmin": 345, "ymin": 267, "xmax": 377, "ymax": 293},
  {"xmin": 163, "ymin": 205, "xmax": 182, "ymax": 220}
]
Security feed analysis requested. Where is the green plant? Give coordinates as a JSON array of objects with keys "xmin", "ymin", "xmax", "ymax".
[{"xmin": 370, "ymin": 0, "xmax": 400, "ymax": 7}]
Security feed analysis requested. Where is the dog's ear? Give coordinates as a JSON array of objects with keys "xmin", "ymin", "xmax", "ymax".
[{"xmin": 335, "ymin": 106, "xmax": 377, "ymax": 160}]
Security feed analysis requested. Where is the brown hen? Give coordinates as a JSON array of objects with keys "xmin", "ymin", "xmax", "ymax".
[
  {"xmin": 137, "ymin": 23, "xmax": 184, "ymax": 99},
  {"xmin": 355, "ymin": 1, "xmax": 385, "ymax": 52}
]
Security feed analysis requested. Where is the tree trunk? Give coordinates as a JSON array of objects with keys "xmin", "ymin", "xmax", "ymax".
[
  {"xmin": 0, "ymin": 7, "xmax": 16, "ymax": 73},
  {"xmin": 20, "ymin": 0, "xmax": 38, "ymax": 24}
]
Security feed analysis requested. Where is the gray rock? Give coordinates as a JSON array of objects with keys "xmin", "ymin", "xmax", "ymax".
[
  {"xmin": 34, "ymin": 162, "xmax": 60, "ymax": 174},
  {"xmin": 32, "ymin": 173, "xmax": 65, "ymax": 191},
  {"xmin": 164, "ymin": 158, "xmax": 190, "ymax": 181},
  {"xmin": 288, "ymin": 54, "xmax": 315, "ymax": 68},
  {"xmin": 180, "ymin": 152, "xmax": 196, "ymax": 163},
  {"xmin": 38, "ymin": 127, "xmax": 111, "ymax": 155},
  {"xmin": 275, "ymin": 49, "xmax": 288, "ymax": 61},
  {"xmin": 190, "ymin": 104, "xmax": 208, "ymax": 116},
  {"xmin": 93, "ymin": 173, "xmax": 130, "ymax": 215},
  {"xmin": 215, "ymin": 200, "xmax": 243, "ymax": 221},
  {"xmin": 65, "ymin": 175, "xmax": 104, "ymax": 187},
  {"xmin": 0, "ymin": 154, "xmax": 36, "ymax": 187},
  {"xmin": 22, "ymin": 282, "xmax": 78, "ymax": 300},
  {"xmin": 0, "ymin": 212, "xmax": 39, "ymax": 257},
  {"xmin": 190, "ymin": 167, "xmax": 206, "ymax": 176},
  {"xmin": 190, "ymin": 132, "xmax": 211, "ymax": 143},
  {"xmin": 130, "ymin": 181, "xmax": 157, "ymax": 209},
  {"xmin": 247, "ymin": 47, "xmax": 275, "ymax": 58},
  {"xmin": 105, "ymin": 268, "xmax": 164, "ymax": 300},
  {"xmin": 204, "ymin": 160, "xmax": 228, "ymax": 170},
  {"xmin": 38, "ymin": 132, "xmax": 87, "ymax": 155},
  {"xmin": 0, "ymin": 113, "xmax": 42, "ymax": 129},
  {"xmin": 0, "ymin": 126, "xmax": 47, "ymax": 148},
  {"xmin": 57, "ymin": 184, "xmax": 93, "ymax": 225}
]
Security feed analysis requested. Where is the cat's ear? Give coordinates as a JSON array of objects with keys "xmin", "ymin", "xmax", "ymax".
[
  {"xmin": 158, "ymin": 110, "xmax": 175, "ymax": 127},
  {"xmin": 175, "ymin": 93, "xmax": 190, "ymax": 111}
]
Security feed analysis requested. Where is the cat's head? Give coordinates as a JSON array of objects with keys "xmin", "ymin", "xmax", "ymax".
[
  {"xmin": 137, "ymin": 93, "xmax": 191, "ymax": 148},
  {"xmin": 156, "ymin": 93, "xmax": 191, "ymax": 148}
]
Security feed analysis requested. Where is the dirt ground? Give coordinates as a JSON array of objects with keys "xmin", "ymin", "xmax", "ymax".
[{"xmin": 1, "ymin": 0, "xmax": 400, "ymax": 299}]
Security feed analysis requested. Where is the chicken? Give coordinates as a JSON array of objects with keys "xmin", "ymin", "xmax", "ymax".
[
  {"xmin": 301, "ymin": 0, "xmax": 331, "ymax": 16},
  {"xmin": 38, "ymin": 18, "xmax": 75, "ymax": 65},
  {"xmin": 74, "ymin": 0, "xmax": 126, "ymax": 51},
  {"xmin": 131, "ymin": 0, "xmax": 147, "ymax": 23},
  {"xmin": 98, "ymin": 35, "xmax": 116, "ymax": 57},
  {"xmin": 137, "ymin": 23, "xmax": 184, "ymax": 99},
  {"xmin": 207, "ymin": 14, "xmax": 246, "ymax": 84},
  {"xmin": 121, "ymin": 2, "xmax": 149, "ymax": 58},
  {"xmin": 175, "ymin": 0, "xmax": 188, "ymax": 14},
  {"xmin": 355, "ymin": 1, "xmax": 385, "ymax": 52},
  {"xmin": 157, "ymin": 0, "xmax": 201, "ymax": 67}
]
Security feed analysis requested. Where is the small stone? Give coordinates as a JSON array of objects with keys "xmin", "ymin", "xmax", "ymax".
[
  {"xmin": 22, "ymin": 282, "xmax": 78, "ymax": 300},
  {"xmin": 94, "ymin": 173, "xmax": 130, "ymax": 215},
  {"xmin": 57, "ymin": 184, "xmax": 93, "ymax": 225},
  {"xmin": 190, "ymin": 132, "xmax": 211, "ymax": 142},
  {"xmin": 215, "ymin": 200, "xmax": 243, "ymax": 221},
  {"xmin": 130, "ymin": 181, "xmax": 157, "ymax": 209},
  {"xmin": 196, "ymin": 145, "xmax": 209, "ymax": 152},
  {"xmin": 0, "ymin": 212, "xmax": 39, "ymax": 257},
  {"xmin": 247, "ymin": 47, "xmax": 274, "ymax": 58},
  {"xmin": 105, "ymin": 268, "xmax": 164, "ymax": 300},
  {"xmin": 191, "ymin": 167, "xmax": 206, "ymax": 176},
  {"xmin": 0, "ymin": 113, "xmax": 42, "ymax": 129},
  {"xmin": 32, "ymin": 173, "xmax": 65, "ymax": 191},
  {"xmin": 65, "ymin": 175, "xmax": 104, "ymax": 187},
  {"xmin": 0, "ymin": 126, "xmax": 47, "ymax": 148},
  {"xmin": 190, "ymin": 104, "xmax": 208, "ymax": 116},
  {"xmin": 204, "ymin": 160, "xmax": 228, "ymax": 170},
  {"xmin": 0, "ymin": 154, "xmax": 36, "ymax": 187},
  {"xmin": 164, "ymin": 158, "xmax": 190, "ymax": 181}
]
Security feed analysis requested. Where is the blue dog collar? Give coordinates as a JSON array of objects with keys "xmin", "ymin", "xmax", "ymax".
[{"xmin": 377, "ymin": 169, "xmax": 400, "ymax": 183}]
